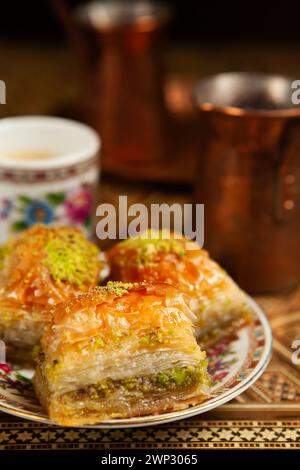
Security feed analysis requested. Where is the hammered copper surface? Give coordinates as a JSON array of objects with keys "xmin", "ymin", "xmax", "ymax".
[{"xmin": 194, "ymin": 73, "xmax": 300, "ymax": 293}]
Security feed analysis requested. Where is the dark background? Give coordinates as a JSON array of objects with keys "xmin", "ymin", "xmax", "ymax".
[{"xmin": 0, "ymin": 0, "xmax": 299, "ymax": 42}]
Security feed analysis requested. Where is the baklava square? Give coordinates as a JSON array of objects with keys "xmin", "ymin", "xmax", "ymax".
[
  {"xmin": 107, "ymin": 232, "xmax": 253, "ymax": 343},
  {"xmin": 0, "ymin": 225, "xmax": 107, "ymax": 361},
  {"xmin": 34, "ymin": 282, "xmax": 210, "ymax": 425}
]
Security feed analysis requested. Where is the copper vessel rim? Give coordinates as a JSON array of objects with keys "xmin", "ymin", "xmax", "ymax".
[
  {"xmin": 195, "ymin": 103, "xmax": 300, "ymax": 118},
  {"xmin": 194, "ymin": 72, "xmax": 300, "ymax": 118},
  {"xmin": 75, "ymin": 2, "xmax": 170, "ymax": 33}
]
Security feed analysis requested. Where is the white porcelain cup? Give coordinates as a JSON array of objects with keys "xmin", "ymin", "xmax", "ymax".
[{"xmin": 0, "ymin": 116, "xmax": 101, "ymax": 243}]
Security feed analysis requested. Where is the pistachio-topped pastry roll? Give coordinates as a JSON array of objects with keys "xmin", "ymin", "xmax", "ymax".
[
  {"xmin": 34, "ymin": 282, "xmax": 210, "ymax": 425},
  {"xmin": 107, "ymin": 232, "xmax": 253, "ymax": 342},
  {"xmin": 0, "ymin": 225, "xmax": 107, "ymax": 360}
]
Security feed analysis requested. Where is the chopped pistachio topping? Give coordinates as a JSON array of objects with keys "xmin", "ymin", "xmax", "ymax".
[
  {"xmin": 120, "ymin": 231, "xmax": 186, "ymax": 267},
  {"xmin": 44, "ymin": 230, "xmax": 100, "ymax": 287},
  {"xmin": 105, "ymin": 281, "xmax": 145, "ymax": 296}
]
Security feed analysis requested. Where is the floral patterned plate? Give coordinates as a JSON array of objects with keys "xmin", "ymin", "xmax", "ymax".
[{"xmin": 0, "ymin": 298, "xmax": 272, "ymax": 428}]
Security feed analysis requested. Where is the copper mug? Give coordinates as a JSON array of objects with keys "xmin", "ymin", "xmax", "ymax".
[
  {"xmin": 194, "ymin": 72, "xmax": 300, "ymax": 294},
  {"xmin": 52, "ymin": 0, "xmax": 170, "ymax": 167}
]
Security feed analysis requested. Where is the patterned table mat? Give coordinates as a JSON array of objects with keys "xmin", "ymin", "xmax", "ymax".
[
  {"xmin": 214, "ymin": 290, "xmax": 300, "ymax": 419},
  {"xmin": 0, "ymin": 418, "xmax": 299, "ymax": 450}
]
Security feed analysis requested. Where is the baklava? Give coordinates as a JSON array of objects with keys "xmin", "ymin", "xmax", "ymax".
[
  {"xmin": 0, "ymin": 224, "xmax": 107, "ymax": 360},
  {"xmin": 34, "ymin": 282, "xmax": 210, "ymax": 426},
  {"xmin": 107, "ymin": 232, "xmax": 253, "ymax": 342}
]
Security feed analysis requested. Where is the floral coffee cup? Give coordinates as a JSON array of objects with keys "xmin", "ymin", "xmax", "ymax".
[{"xmin": 0, "ymin": 116, "xmax": 100, "ymax": 244}]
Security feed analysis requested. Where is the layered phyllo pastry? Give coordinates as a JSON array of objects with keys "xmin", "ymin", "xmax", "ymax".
[
  {"xmin": 34, "ymin": 282, "xmax": 210, "ymax": 425},
  {"xmin": 107, "ymin": 232, "xmax": 253, "ymax": 342},
  {"xmin": 0, "ymin": 225, "xmax": 107, "ymax": 360}
]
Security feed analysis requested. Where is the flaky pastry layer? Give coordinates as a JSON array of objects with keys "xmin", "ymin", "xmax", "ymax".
[
  {"xmin": 0, "ymin": 225, "xmax": 107, "ymax": 357},
  {"xmin": 34, "ymin": 282, "xmax": 211, "ymax": 425},
  {"xmin": 107, "ymin": 234, "xmax": 253, "ymax": 339}
]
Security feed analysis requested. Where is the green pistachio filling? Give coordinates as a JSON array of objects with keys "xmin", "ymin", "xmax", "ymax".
[
  {"xmin": 62, "ymin": 363, "xmax": 210, "ymax": 402},
  {"xmin": 44, "ymin": 231, "xmax": 100, "ymax": 287}
]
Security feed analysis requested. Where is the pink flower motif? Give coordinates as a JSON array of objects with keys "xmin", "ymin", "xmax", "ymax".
[
  {"xmin": 65, "ymin": 188, "xmax": 93, "ymax": 224},
  {"xmin": 213, "ymin": 371, "xmax": 228, "ymax": 382},
  {"xmin": 0, "ymin": 363, "xmax": 11, "ymax": 374},
  {"xmin": 206, "ymin": 342, "xmax": 226, "ymax": 358}
]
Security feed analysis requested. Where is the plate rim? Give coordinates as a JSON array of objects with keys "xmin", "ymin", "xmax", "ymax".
[{"xmin": 0, "ymin": 296, "xmax": 272, "ymax": 428}]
